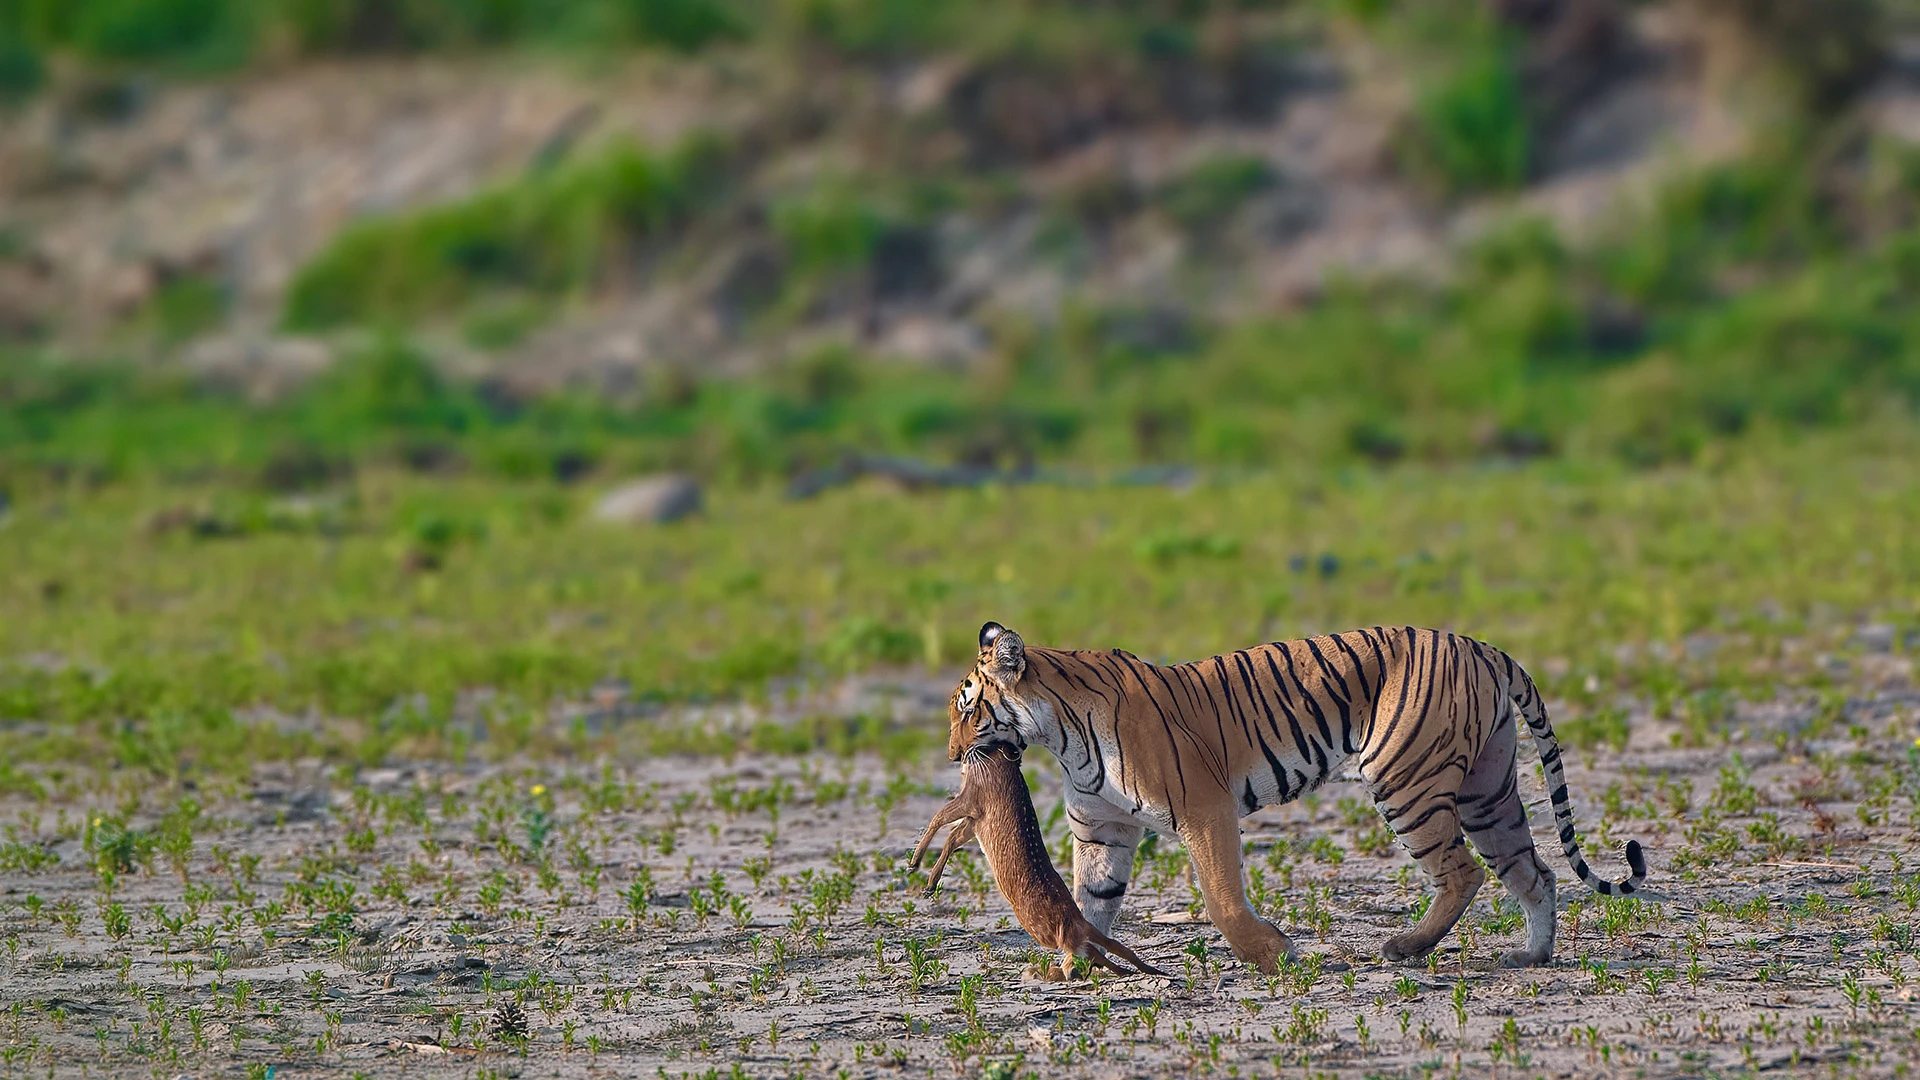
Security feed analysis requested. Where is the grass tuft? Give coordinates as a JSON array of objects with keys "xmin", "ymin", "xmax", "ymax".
[{"xmin": 282, "ymin": 136, "xmax": 729, "ymax": 331}]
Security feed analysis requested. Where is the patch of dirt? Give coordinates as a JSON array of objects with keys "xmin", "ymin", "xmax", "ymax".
[{"xmin": 1, "ymin": 661, "xmax": 1917, "ymax": 1077}]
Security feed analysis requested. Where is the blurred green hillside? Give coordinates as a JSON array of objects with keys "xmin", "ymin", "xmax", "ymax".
[
  {"xmin": 2, "ymin": 0, "xmax": 1917, "ymax": 486},
  {"xmin": 9, "ymin": 139, "xmax": 1920, "ymax": 485}
]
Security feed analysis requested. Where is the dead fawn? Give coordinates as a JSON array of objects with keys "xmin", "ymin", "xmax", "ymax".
[{"xmin": 911, "ymin": 744, "xmax": 1167, "ymax": 978}]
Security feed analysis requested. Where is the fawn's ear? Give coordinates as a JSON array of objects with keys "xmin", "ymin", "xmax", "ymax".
[{"xmin": 978, "ymin": 622, "xmax": 1025, "ymax": 688}]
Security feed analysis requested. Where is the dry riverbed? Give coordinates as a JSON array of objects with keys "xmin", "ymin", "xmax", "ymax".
[{"xmin": 2, "ymin": 672, "xmax": 1919, "ymax": 1079}]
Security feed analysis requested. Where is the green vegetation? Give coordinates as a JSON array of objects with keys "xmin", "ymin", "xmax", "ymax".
[
  {"xmin": 0, "ymin": 0, "xmax": 1282, "ymax": 88},
  {"xmin": 771, "ymin": 179, "xmax": 905, "ymax": 277},
  {"xmin": 282, "ymin": 137, "xmax": 728, "ymax": 331},
  {"xmin": 1159, "ymin": 154, "xmax": 1276, "ymax": 233},
  {"xmin": 0, "ymin": 0, "xmax": 747, "ymax": 77},
  {"xmin": 1384, "ymin": 0, "xmax": 1531, "ymax": 193},
  {"xmin": 0, "ymin": 130, "xmax": 1863, "ymax": 489},
  {"xmin": 3, "ymin": 6, "xmax": 1917, "ymax": 1079},
  {"xmin": 2, "ymin": 0, "xmax": 1917, "ymax": 782},
  {"xmin": 2, "ymin": 433, "xmax": 1915, "ymax": 776},
  {"xmin": 23, "ymin": 144, "xmax": 1901, "ymax": 485}
]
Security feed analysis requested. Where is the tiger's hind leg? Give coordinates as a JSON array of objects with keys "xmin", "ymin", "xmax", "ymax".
[
  {"xmin": 1375, "ymin": 794, "xmax": 1481, "ymax": 963},
  {"xmin": 1459, "ymin": 715, "xmax": 1558, "ymax": 967}
]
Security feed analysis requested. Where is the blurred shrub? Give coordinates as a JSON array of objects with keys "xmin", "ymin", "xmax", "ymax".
[
  {"xmin": 0, "ymin": 34, "xmax": 45, "ymax": 99},
  {"xmin": 278, "ymin": 0, "xmax": 746, "ymax": 54},
  {"xmin": 0, "ymin": 0, "xmax": 746, "ymax": 82},
  {"xmin": 626, "ymin": 0, "xmax": 747, "ymax": 51},
  {"xmin": 776, "ymin": 0, "xmax": 958, "ymax": 56},
  {"xmin": 283, "ymin": 137, "xmax": 727, "ymax": 330},
  {"xmin": 770, "ymin": 181, "xmax": 892, "ymax": 275},
  {"xmin": 302, "ymin": 339, "xmax": 480, "ymax": 438},
  {"xmin": 1599, "ymin": 154, "xmax": 1830, "ymax": 310},
  {"xmin": 1159, "ymin": 153, "xmax": 1273, "ymax": 233},
  {"xmin": 2, "ymin": 0, "xmax": 1243, "ymax": 77},
  {"xmin": 1136, "ymin": 530, "xmax": 1240, "ymax": 566},
  {"xmin": 66, "ymin": 0, "xmax": 250, "ymax": 65},
  {"xmin": 1397, "ymin": 3, "xmax": 1530, "ymax": 194},
  {"xmin": 823, "ymin": 616, "xmax": 919, "ymax": 671},
  {"xmin": 1681, "ymin": 0, "xmax": 1885, "ymax": 112},
  {"xmin": 257, "ymin": 440, "xmax": 352, "ymax": 492},
  {"xmin": 145, "ymin": 275, "xmax": 227, "ymax": 344},
  {"xmin": 461, "ymin": 299, "xmax": 550, "ymax": 351},
  {"xmin": 0, "ymin": 0, "xmax": 255, "ymax": 72}
]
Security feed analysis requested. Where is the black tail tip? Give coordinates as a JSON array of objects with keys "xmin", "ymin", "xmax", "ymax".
[{"xmin": 1624, "ymin": 839, "xmax": 1646, "ymax": 878}]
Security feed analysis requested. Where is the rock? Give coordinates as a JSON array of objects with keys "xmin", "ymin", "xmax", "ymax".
[
  {"xmin": 184, "ymin": 335, "xmax": 333, "ymax": 400},
  {"xmin": 1112, "ymin": 465, "xmax": 1195, "ymax": 490},
  {"xmin": 1854, "ymin": 624, "xmax": 1896, "ymax": 653},
  {"xmin": 360, "ymin": 914, "xmax": 411, "ymax": 944},
  {"xmin": 1099, "ymin": 306, "xmax": 1201, "ymax": 357},
  {"xmin": 593, "ymin": 474, "xmax": 702, "ymax": 525},
  {"xmin": 784, "ymin": 455, "xmax": 1020, "ymax": 500},
  {"xmin": 876, "ymin": 315, "xmax": 986, "ymax": 365}
]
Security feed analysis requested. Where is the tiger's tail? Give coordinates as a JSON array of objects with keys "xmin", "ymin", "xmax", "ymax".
[{"xmin": 1509, "ymin": 660, "xmax": 1647, "ymax": 897}]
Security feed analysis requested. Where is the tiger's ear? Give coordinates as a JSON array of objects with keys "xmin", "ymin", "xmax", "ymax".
[{"xmin": 979, "ymin": 622, "xmax": 1025, "ymax": 688}]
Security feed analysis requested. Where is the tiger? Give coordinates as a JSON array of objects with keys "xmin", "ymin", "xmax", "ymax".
[{"xmin": 946, "ymin": 622, "xmax": 1645, "ymax": 971}]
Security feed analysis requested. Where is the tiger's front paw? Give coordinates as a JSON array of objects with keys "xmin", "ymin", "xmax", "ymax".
[{"xmin": 1229, "ymin": 919, "xmax": 1295, "ymax": 975}]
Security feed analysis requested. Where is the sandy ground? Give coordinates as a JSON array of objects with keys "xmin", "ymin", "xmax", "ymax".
[{"xmin": 2, "ymin": 669, "xmax": 1919, "ymax": 1079}]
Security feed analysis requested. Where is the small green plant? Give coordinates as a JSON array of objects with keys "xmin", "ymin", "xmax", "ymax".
[
  {"xmin": 101, "ymin": 902, "xmax": 130, "ymax": 940},
  {"xmin": 902, "ymin": 936, "xmax": 948, "ymax": 994}
]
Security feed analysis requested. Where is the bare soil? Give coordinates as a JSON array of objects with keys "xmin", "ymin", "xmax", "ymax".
[{"xmin": 3, "ymin": 667, "xmax": 1919, "ymax": 1079}]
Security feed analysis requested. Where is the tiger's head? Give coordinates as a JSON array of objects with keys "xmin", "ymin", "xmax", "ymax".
[{"xmin": 947, "ymin": 621, "xmax": 1029, "ymax": 761}]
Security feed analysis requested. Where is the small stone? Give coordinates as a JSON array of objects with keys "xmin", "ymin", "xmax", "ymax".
[
  {"xmin": 1854, "ymin": 624, "xmax": 1896, "ymax": 653},
  {"xmin": 593, "ymin": 474, "xmax": 702, "ymax": 525}
]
